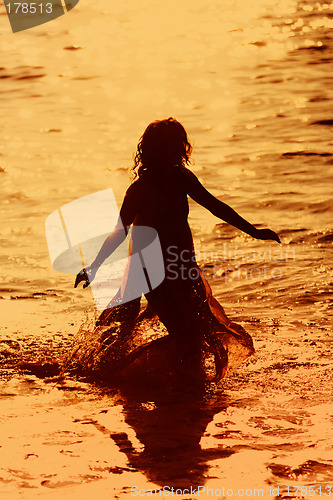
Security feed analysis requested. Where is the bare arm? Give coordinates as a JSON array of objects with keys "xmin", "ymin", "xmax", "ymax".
[
  {"xmin": 183, "ymin": 169, "xmax": 280, "ymax": 242},
  {"xmin": 90, "ymin": 225, "xmax": 127, "ymax": 269},
  {"xmin": 74, "ymin": 183, "xmax": 139, "ymax": 288}
]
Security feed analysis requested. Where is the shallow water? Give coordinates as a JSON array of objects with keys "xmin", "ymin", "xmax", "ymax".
[{"xmin": 1, "ymin": 0, "xmax": 333, "ymax": 497}]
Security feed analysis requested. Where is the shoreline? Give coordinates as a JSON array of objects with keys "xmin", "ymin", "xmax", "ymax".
[{"xmin": 1, "ymin": 313, "xmax": 332, "ymax": 498}]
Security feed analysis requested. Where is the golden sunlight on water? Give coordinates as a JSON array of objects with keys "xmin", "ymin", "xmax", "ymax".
[{"xmin": 0, "ymin": 0, "xmax": 333, "ymax": 497}]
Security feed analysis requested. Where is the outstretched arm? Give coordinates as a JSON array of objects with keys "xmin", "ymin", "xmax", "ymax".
[
  {"xmin": 74, "ymin": 183, "xmax": 139, "ymax": 288},
  {"xmin": 183, "ymin": 169, "xmax": 280, "ymax": 242},
  {"xmin": 74, "ymin": 225, "xmax": 126, "ymax": 289}
]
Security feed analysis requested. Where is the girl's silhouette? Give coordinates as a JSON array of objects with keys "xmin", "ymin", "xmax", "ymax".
[{"xmin": 75, "ymin": 118, "xmax": 280, "ymax": 381}]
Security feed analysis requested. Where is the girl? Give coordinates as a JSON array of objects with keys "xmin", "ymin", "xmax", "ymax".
[{"xmin": 75, "ymin": 118, "xmax": 280, "ymax": 381}]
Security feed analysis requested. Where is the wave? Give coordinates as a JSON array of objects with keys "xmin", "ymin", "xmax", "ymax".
[
  {"xmin": 253, "ymin": 198, "xmax": 333, "ymax": 215},
  {"xmin": 268, "ymin": 460, "xmax": 333, "ymax": 481},
  {"xmin": 282, "ymin": 151, "xmax": 333, "ymax": 158},
  {"xmin": 311, "ymin": 119, "xmax": 333, "ymax": 126},
  {"xmin": 0, "ymin": 66, "xmax": 46, "ymax": 81},
  {"xmin": 287, "ymin": 229, "xmax": 333, "ymax": 244}
]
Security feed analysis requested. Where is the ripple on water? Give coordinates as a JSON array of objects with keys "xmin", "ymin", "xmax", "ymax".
[{"xmin": 268, "ymin": 460, "xmax": 333, "ymax": 481}]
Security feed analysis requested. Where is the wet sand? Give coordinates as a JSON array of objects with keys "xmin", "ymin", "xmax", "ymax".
[{"xmin": 1, "ymin": 306, "xmax": 332, "ymax": 498}]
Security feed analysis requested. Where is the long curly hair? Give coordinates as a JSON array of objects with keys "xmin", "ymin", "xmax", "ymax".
[{"xmin": 132, "ymin": 117, "xmax": 192, "ymax": 180}]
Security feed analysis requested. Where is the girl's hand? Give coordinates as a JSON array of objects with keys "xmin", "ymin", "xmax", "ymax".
[
  {"xmin": 74, "ymin": 266, "xmax": 96, "ymax": 288},
  {"xmin": 256, "ymin": 228, "xmax": 281, "ymax": 243}
]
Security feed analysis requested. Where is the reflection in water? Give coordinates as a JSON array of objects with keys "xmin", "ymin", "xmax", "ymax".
[{"xmin": 112, "ymin": 382, "xmax": 234, "ymax": 488}]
